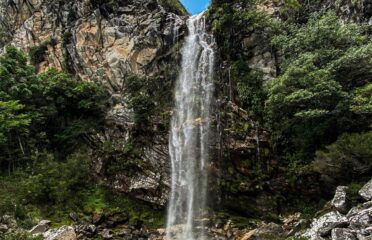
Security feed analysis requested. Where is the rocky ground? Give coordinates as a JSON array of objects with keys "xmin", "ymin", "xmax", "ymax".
[
  {"xmin": 0, "ymin": 178, "xmax": 371, "ymax": 240},
  {"xmin": 300, "ymin": 179, "xmax": 372, "ymax": 240}
]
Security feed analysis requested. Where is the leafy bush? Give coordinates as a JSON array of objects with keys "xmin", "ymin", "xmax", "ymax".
[
  {"xmin": 266, "ymin": 11, "xmax": 371, "ymax": 161},
  {"xmin": 312, "ymin": 131, "xmax": 372, "ymax": 183},
  {"xmin": 0, "ymin": 47, "xmax": 109, "ymax": 171},
  {"xmin": 25, "ymin": 152, "xmax": 91, "ymax": 206},
  {"xmin": 28, "ymin": 39, "xmax": 57, "ymax": 65},
  {"xmin": 125, "ymin": 74, "xmax": 173, "ymax": 136}
]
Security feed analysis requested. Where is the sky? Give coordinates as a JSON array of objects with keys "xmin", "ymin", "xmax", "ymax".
[{"xmin": 180, "ymin": 0, "xmax": 211, "ymax": 15}]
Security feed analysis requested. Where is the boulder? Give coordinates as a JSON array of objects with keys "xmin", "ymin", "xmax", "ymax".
[
  {"xmin": 0, "ymin": 224, "xmax": 8, "ymax": 233},
  {"xmin": 1, "ymin": 215, "xmax": 17, "ymax": 229},
  {"xmin": 256, "ymin": 222, "xmax": 284, "ymax": 236},
  {"xmin": 239, "ymin": 229, "xmax": 257, "ymax": 240},
  {"xmin": 74, "ymin": 224, "xmax": 97, "ymax": 237},
  {"xmin": 69, "ymin": 212, "xmax": 78, "ymax": 222},
  {"xmin": 302, "ymin": 211, "xmax": 349, "ymax": 240},
  {"xmin": 332, "ymin": 186, "xmax": 349, "ymax": 213},
  {"xmin": 331, "ymin": 228, "xmax": 356, "ymax": 240},
  {"xmin": 101, "ymin": 228, "xmax": 114, "ymax": 239},
  {"xmin": 359, "ymin": 179, "xmax": 372, "ymax": 201},
  {"xmin": 44, "ymin": 226, "xmax": 77, "ymax": 240},
  {"xmin": 29, "ymin": 220, "xmax": 51, "ymax": 234},
  {"xmin": 106, "ymin": 212, "xmax": 128, "ymax": 227},
  {"xmin": 362, "ymin": 201, "xmax": 372, "ymax": 209},
  {"xmin": 349, "ymin": 208, "xmax": 372, "ymax": 231},
  {"xmin": 92, "ymin": 212, "xmax": 104, "ymax": 225}
]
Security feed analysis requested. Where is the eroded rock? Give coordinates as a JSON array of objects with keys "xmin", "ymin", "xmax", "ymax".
[
  {"xmin": 331, "ymin": 228, "xmax": 356, "ymax": 240},
  {"xmin": 29, "ymin": 220, "xmax": 51, "ymax": 234},
  {"xmin": 43, "ymin": 225, "xmax": 77, "ymax": 240},
  {"xmin": 332, "ymin": 186, "xmax": 349, "ymax": 213},
  {"xmin": 302, "ymin": 211, "xmax": 348, "ymax": 240},
  {"xmin": 0, "ymin": 224, "xmax": 8, "ymax": 233},
  {"xmin": 359, "ymin": 179, "xmax": 372, "ymax": 201}
]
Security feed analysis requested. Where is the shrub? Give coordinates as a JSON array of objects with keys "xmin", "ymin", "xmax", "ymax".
[
  {"xmin": 29, "ymin": 39, "xmax": 57, "ymax": 65},
  {"xmin": 312, "ymin": 131, "xmax": 372, "ymax": 183}
]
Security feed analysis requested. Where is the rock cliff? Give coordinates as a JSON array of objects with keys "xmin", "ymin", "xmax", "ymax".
[
  {"xmin": 0, "ymin": 0, "xmax": 188, "ymax": 206},
  {"xmin": 1, "ymin": 0, "xmax": 371, "ymax": 211}
]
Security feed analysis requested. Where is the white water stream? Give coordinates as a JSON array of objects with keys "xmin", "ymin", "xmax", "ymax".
[{"xmin": 166, "ymin": 12, "xmax": 216, "ymax": 240}]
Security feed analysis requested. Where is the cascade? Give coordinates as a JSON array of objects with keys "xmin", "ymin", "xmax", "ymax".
[{"xmin": 166, "ymin": 12, "xmax": 216, "ymax": 240}]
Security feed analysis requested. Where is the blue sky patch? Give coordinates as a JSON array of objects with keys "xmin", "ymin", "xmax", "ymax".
[{"xmin": 180, "ymin": 0, "xmax": 211, "ymax": 15}]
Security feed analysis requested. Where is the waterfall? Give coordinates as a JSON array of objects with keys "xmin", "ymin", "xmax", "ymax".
[{"xmin": 166, "ymin": 12, "xmax": 215, "ymax": 240}]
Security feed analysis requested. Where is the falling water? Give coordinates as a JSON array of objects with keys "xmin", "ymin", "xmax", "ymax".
[{"xmin": 166, "ymin": 12, "xmax": 215, "ymax": 240}]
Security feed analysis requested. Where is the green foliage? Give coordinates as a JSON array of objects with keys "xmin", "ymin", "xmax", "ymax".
[
  {"xmin": 351, "ymin": 83, "xmax": 372, "ymax": 114},
  {"xmin": 266, "ymin": 12, "xmax": 372, "ymax": 161},
  {"xmin": 0, "ymin": 101, "xmax": 30, "ymax": 144},
  {"xmin": 272, "ymin": 12, "xmax": 368, "ymax": 71},
  {"xmin": 125, "ymin": 74, "xmax": 172, "ymax": 136},
  {"xmin": 312, "ymin": 131, "xmax": 372, "ymax": 182},
  {"xmin": 210, "ymin": 1, "xmax": 280, "ymax": 58},
  {"xmin": 234, "ymin": 62, "xmax": 267, "ymax": 120},
  {"xmin": 97, "ymin": 141, "xmax": 144, "ymax": 177},
  {"xmin": 0, "ymin": 151, "xmax": 164, "ymax": 229},
  {"xmin": 25, "ymin": 152, "xmax": 91, "ymax": 205},
  {"xmin": 0, "ymin": 152, "xmax": 90, "ymax": 217},
  {"xmin": 0, "ymin": 46, "xmax": 109, "ymax": 171},
  {"xmin": 0, "ymin": 232, "xmax": 43, "ymax": 240},
  {"xmin": 29, "ymin": 39, "xmax": 57, "ymax": 65},
  {"xmin": 0, "ymin": 46, "xmax": 35, "ymax": 101},
  {"xmin": 0, "ymin": 31, "xmax": 11, "ymax": 47}
]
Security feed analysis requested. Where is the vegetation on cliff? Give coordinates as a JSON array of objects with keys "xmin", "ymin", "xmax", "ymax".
[
  {"xmin": 0, "ymin": 46, "xmax": 163, "ymax": 230},
  {"xmin": 209, "ymin": 0, "xmax": 372, "ymax": 222}
]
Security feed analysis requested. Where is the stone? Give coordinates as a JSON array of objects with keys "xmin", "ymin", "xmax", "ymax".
[
  {"xmin": 256, "ymin": 222, "xmax": 284, "ymax": 236},
  {"xmin": 117, "ymin": 227, "xmax": 132, "ymax": 236},
  {"xmin": 239, "ymin": 229, "xmax": 257, "ymax": 240},
  {"xmin": 359, "ymin": 179, "xmax": 372, "ymax": 201},
  {"xmin": 43, "ymin": 226, "xmax": 77, "ymax": 240},
  {"xmin": 332, "ymin": 186, "xmax": 349, "ymax": 213},
  {"xmin": 157, "ymin": 228, "xmax": 166, "ymax": 235},
  {"xmin": 101, "ymin": 229, "xmax": 113, "ymax": 239},
  {"xmin": 106, "ymin": 212, "xmax": 128, "ymax": 227},
  {"xmin": 362, "ymin": 201, "xmax": 372, "ymax": 209},
  {"xmin": 347, "ymin": 207, "xmax": 363, "ymax": 219},
  {"xmin": 74, "ymin": 224, "xmax": 97, "ymax": 237},
  {"xmin": 69, "ymin": 212, "xmax": 78, "ymax": 222},
  {"xmin": 0, "ymin": 224, "xmax": 8, "ymax": 233},
  {"xmin": 1, "ymin": 215, "xmax": 17, "ymax": 229},
  {"xmin": 302, "ymin": 211, "xmax": 349, "ymax": 240},
  {"xmin": 331, "ymin": 228, "xmax": 356, "ymax": 240},
  {"xmin": 29, "ymin": 220, "xmax": 52, "ymax": 234},
  {"xmin": 349, "ymin": 208, "xmax": 372, "ymax": 231},
  {"xmin": 92, "ymin": 212, "xmax": 104, "ymax": 224}
]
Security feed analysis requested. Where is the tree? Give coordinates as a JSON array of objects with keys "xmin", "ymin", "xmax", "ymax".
[
  {"xmin": 266, "ymin": 11, "xmax": 371, "ymax": 162},
  {"xmin": 0, "ymin": 100, "xmax": 30, "ymax": 173}
]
